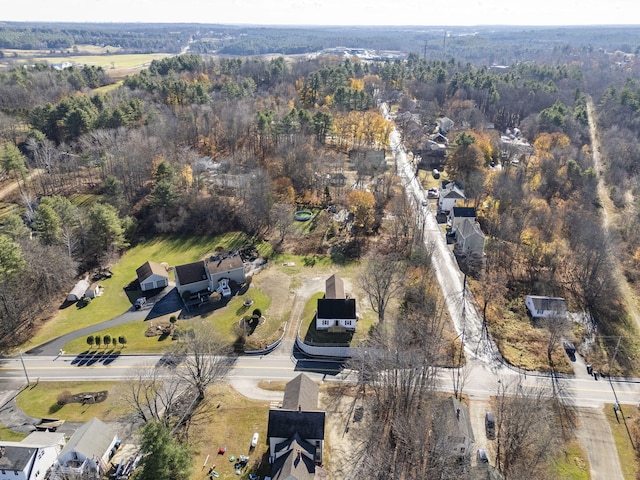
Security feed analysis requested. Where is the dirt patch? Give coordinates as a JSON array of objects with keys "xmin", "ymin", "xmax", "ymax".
[{"xmin": 57, "ymin": 390, "xmax": 108, "ymax": 406}]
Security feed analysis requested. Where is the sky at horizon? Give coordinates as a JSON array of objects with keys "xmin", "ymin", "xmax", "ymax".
[{"xmin": 2, "ymin": 0, "xmax": 639, "ymax": 27}]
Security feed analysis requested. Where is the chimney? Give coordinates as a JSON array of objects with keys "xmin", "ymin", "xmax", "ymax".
[{"xmin": 298, "ymin": 405, "xmax": 301, "ymax": 412}]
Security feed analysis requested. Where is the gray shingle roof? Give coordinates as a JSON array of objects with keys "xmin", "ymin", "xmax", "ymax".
[
  {"xmin": 325, "ymin": 274, "xmax": 345, "ymax": 299},
  {"xmin": 282, "ymin": 374, "xmax": 319, "ymax": 412},
  {"xmin": 59, "ymin": 417, "xmax": 115, "ymax": 461},
  {"xmin": 0, "ymin": 445, "xmax": 36, "ymax": 472},
  {"xmin": 207, "ymin": 256, "xmax": 243, "ymax": 275},
  {"xmin": 270, "ymin": 443, "xmax": 316, "ymax": 480}
]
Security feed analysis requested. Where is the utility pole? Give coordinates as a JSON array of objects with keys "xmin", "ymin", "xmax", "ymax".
[
  {"xmin": 19, "ymin": 350, "xmax": 30, "ymax": 386},
  {"xmin": 423, "ymin": 40, "xmax": 428, "ymax": 61}
]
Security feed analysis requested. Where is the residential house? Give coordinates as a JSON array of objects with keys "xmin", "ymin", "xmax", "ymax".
[
  {"xmin": 66, "ymin": 279, "xmax": 90, "ymax": 302},
  {"xmin": 174, "ymin": 261, "xmax": 210, "ymax": 299},
  {"xmin": 432, "ymin": 397, "xmax": 475, "ymax": 460},
  {"xmin": 421, "ymin": 139, "xmax": 447, "ymax": 158},
  {"xmin": 136, "ymin": 261, "xmax": 169, "ymax": 292},
  {"xmin": 267, "ymin": 374, "xmax": 325, "ymax": 476},
  {"xmin": 436, "ymin": 116, "xmax": 455, "ymax": 135},
  {"xmin": 329, "ymin": 172, "xmax": 347, "ymax": 187},
  {"xmin": 448, "ymin": 207, "xmax": 477, "ymax": 233},
  {"xmin": 454, "ymin": 218, "xmax": 485, "ymax": 257},
  {"xmin": 0, "ymin": 432, "xmax": 65, "ymax": 480},
  {"xmin": 316, "ymin": 274, "xmax": 357, "ymax": 331},
  {"xmin": 438, "ymin": 181, "xmax": 466, "ymax": 213},
  {"xmin": 207, "ymin": 256, "xmax": 245, "ymax": 291},
  {"xmin": 50, "ymin": 418, "xmax": 118, "ymax": 480},
  {"xmin": 525, "ymin": 295, "xmax": 568, "ymax": 319}
]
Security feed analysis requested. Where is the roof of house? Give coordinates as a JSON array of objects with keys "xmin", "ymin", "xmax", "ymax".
[
  {"xmin": 440, "ymin": 183, "xmax": 465, "ymax": 199},
  {"xmin": 270, "ymin": 443, "xmax": 316, "ymax": 480},
  {"xmin": 136, "ymin": 261, "xmax": 167, "ymax": 282},
  {"xmin": 325, "ymin": 274, "xmax": 345, "ymax": 299},
  {"xmin": 207, "ymin": 256, "xmax": 244, "ymax": 275},
  {"xmin": 274, "ymin": 433, "xmax": 316, "ymax": 458},
  {"xmin": 451, "ymin": 207, "xmax": 476, "ymax": 218},
  {"xmin": 68, "ymin": 279, "xmax": 90, "ymax": 298},
  {"xmin": 20, "ymin": 431, "xmax": 66, "ymax": 448},
  {"xmin": 457, "ymin": 218, "xmax": 485, "ymax": 240},
  {"xmin": 59, "ymin": 417, "xmax": 115, "ymax": 461},
  {"xmin": 317, "ymin": 298, "xmax": 356, "ymax": 320},
  {"xmin": 526, "ymin": 295, "xmax": 567, "ymax": 313},
  {"xmin": 0, "ymin": 445, "xmax": 36, "ymax": 472},
  {"xmin": 267, "ymin": 410, "xmax": 325, "ymax": 441},
  {"xmin": 282, "ymin": 374, "xmax": 319, "ymax": 412},
  {"xmin": 174, "ymin": 261, "xmax": 208, "ymax": 286}
]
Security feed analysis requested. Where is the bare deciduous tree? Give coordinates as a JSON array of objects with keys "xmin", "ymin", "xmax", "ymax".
[
  {"xmin": 178, "ymin": 322, "xmax": 235, "ymax": 401},
  {"xmin": 358, "ymin": 253, "xmax": 403, "ymax": 323}
]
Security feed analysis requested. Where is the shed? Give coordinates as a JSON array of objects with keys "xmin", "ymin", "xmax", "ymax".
[
  {"xmin": 67, "ymin": 279, "xmax": 90, "ymax": 302},
  {"xmin": 136, "ymin": 261, "xmax": 169, "ymax": 292},
  {"xmin": 525, "ymin": 295, "xmax": 567, "ymax": 319},
  {"xmin": 85, "ymin": 283, "xmax": 103, "ymax": 299}
]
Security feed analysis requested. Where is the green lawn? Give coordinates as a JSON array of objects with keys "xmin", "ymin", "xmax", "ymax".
[
  {"xmin": 549, "ymin": 440, "xmax": 590, "ymax": 480},
  {"xmin": 0, "ymin": 424, "xmax": 27, "ymax": 441},
  {"xmin": 605, "ymin": 404, "xmax": 639, "ymax": 480},
  {"xmin": 16, "ymin": 381, "xmax": 132, "ymax": 423},
  {"xmin": 300, "ymin": 291, "xmax": 375, "ymax": 346},
  {"xmin": 22, "ymin": 233, "xmax": 259, "ymax": 352}
]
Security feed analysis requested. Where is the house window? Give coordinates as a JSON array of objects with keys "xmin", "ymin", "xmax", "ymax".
[{"xmin": 322, "ymin": 320, "xmax": 330, "ymax": 326}]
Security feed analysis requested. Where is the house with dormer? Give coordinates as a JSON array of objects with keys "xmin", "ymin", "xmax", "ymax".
[
  {"xmin": 267, "ymin": 374, "xmax": 325, "ymax": 479},
  {"xmin": 438, "ymin": 181, "xmax": 466, "ymax": 213}
]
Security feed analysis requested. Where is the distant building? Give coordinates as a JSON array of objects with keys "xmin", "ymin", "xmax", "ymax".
[
  {"xmin": 454, "ymin": 218, "xmax": 485, "ymax": 257},
  {"xmin": 525, "ymin": 295, "xmax": 568, "ymax": 319},
  {"xmin": 438, "ymin": 181, "xmax": 466, "ymax": 213},
  {"xmin": 449, "ymin": 207, "xmax": 477, "ymax": 233},
  {"xmin": 0, "ymin": 431, "xmax": 65, "ymax": 480}
]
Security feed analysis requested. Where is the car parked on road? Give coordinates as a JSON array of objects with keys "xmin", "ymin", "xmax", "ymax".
[{"xmin": 485, "ymin": 411, "xmax": 495, "ymax": 439}]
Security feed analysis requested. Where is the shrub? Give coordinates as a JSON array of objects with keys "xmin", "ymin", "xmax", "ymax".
[
  {"xmin": 118, "ymin": 335, "xmax": 127, "ymax": 346},
  {"xmin": 103, "ymin": 334, "xmax": 111, "ymax": 347},
  {"xmin": 252, "ymin": 308, "xmax": 262, "ymax": 318},
  {"xmin": 57, "ymin": 391, "xmax": 73, "ymax": 405},
  {"xmin": 87, "ymin": 335, "xmax": 95, "ymax": 347},
  {"xmin": 94, "ymin": 336, "xmax": 101, "ymax": 347}
]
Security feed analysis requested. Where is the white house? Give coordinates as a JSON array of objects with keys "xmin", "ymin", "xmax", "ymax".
[
  {"xmin": 50, "ymin": 418, "xmax": 118, "ymax": 480},
  {"xmin": 207, "ymin": 256, "xmax": 245, "ymax": 291},
  {"xmin": 136, "ymin": 261, "xmax": 169, "ymax": 292},
  {"xmin": 0, "ymin": 432, "xmax": 65, "ymax": 480},
  {"xmin": 438, "ymin": 182, "xmax": 465, "ymax": 213},
  {"xmin": 454, "ymin": 218, "xmax": 485, "ymax": 256},
  {"xmin": 66, "ymin": 279, "xmax": 90, "ymax": 302},
  {"xmin": 85, "ymin": 282, "xmax": 103, "ymax": 299},
  {"xmin": 316, "ymin": 274, "xmax": 356, "ymax": 331},
  {"xmin": 525, "ymin": 295, "xmax": 568, "ymax": 319}
]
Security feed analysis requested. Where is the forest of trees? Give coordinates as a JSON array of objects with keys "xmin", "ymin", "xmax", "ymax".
[{"xmin": 2, "ymin": 23, "xmax": 640, "ymax": 477}]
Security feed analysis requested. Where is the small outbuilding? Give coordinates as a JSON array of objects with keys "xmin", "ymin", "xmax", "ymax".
[
  {"xmin": 136, "ymin": 261, "xmax": 169, "ymax": 292},
  {"xmin": 85, "ymin": 283, "xmax": 103, "ymax": 299},
  {"xmin": 525, "ymin": 295, "xmax": 568, "ymax": 319},
  {"xmin": 66, "ymin": 279, "xmax": 90, "ymax": 302}
]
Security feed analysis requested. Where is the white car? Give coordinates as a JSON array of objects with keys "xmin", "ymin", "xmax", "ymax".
[{"xmin": 251, "ymin": 432, "xmax": 259, "ymax": 448}]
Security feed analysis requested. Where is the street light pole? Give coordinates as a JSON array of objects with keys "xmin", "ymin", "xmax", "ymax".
[{"xmin": 19, "ymin": 350, "xmax": 30, "ymax": 386}]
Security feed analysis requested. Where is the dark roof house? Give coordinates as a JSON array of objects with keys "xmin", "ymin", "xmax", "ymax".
[{"xmin": 136, "ymin": 261, "xmax": 169, "ymax": 292}]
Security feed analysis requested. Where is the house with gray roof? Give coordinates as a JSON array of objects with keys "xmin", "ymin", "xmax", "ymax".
[
  {"xmin": 267, "ymin": 374, "xmax": 325, "ymax": 478},
  {"xmin": 454, "ymin": 218, "xmax": 485, "ymax": 257},
  {"xmin": 525, "ymin": 295, "xmax": 568, "ymax": 319},
  {"xmin": 206, "ymin": 256, "xmax": 245, "ymax": 291},
  {"xmin": 50, "ymin": 418, "xmax": 118, "ymax": 480},
  {"xmin": 438, "ymin": 181, "xmax": 466, "ymax": 213},
  {"xmin": 449, "ymin": 207, "xmax": 477, "ymax": 233},
  {"xmin": 0, "ymin": 431, "xmax": 65, "ymax": 480}
]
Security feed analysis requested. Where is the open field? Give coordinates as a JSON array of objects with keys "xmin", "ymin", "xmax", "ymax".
[
  {"xmin": 16, "ymin": 381, "xmax": 131, "ymax": 423},
  {"xmin": 605, "ymin": 403, "xmax": 639, "ymax": 480},
  {"xmin": 32, "ymin": 53, "xmax": 170, "ymax": 70}
]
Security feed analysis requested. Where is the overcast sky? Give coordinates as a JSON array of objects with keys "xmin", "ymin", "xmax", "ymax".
[{"xmin": 3, "ymin": 0, "xmax": 638, "ymax": 26}]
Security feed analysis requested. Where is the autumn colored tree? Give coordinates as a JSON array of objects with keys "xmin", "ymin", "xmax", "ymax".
[{"xmin": 348, "ymin": 189, "xmax": 376, "ymax": 233}]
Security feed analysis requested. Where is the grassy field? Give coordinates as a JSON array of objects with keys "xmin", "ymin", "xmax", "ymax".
[
  {"xmin": 16, "ymin": 381, "xmax": 131, "ymax": 423},
  {"xmin": 605, "ymin": 403, "xmax": 639, "ymax": 480},
  {"xmin": 550, "ymin": 440, "xmax": 590, "ymax": 480},
  {"xmin": 0, "ymin": 424, "xmax": 28, "ymax": 441},
  {"xmin": 189, "ymin": 384, "xmax": 271, "ymax": 480},
  {"xmin": 22, "ymin": 233, "xmax": 259, "ymax": 352},
  {"xmin": 33, "ymin": 53, "xmax": 170, "ymax": 70}
]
